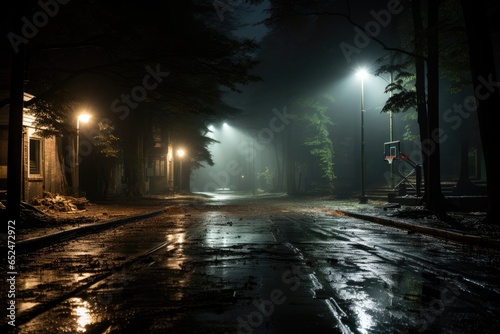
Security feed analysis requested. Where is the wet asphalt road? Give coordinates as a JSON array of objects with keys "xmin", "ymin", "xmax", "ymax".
[{"xmin": 6, "ymin": 193, "xmax": 500, "ymax": 333}]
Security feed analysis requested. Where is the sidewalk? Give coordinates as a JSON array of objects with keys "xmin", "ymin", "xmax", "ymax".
[
  {"xmin": 333, "ymin": 203, "xmax": 500, "ymax": 252},
  {"xmin": 9, "ymin": 194, "xmax": 204, "ymax": 253},
  {"xmin": 8, "ymin": 194, "xmax": 500, "ymax": 254},
  {"xmin": 309, "ymin": 196, "xmax": 500, "ymax": 252}
]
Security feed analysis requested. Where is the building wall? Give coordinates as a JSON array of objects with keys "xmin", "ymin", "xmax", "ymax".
[
  {"xmin": 24, "ymin": 130, "xmax": 69, "ymax": 202},
  {"xmin": 0, "ymin": 102, "xmax": 69, "ymax": 203}
]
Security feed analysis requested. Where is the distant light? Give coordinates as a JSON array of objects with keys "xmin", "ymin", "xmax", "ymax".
[
  {"xmin": 223, "ymin": 122, "xmax": 228, "ymax": 127},
  {"xmin": 208, "ymin": 125, "xmax": 215, "ymax": 131},
  {"xmin": 177, "ymin": 149, "xmax": 186, "ymax": 158},
  {"xmin": 356, "ymin": 68, "xmax": 368, "ymax": 80},
  {"xmin": 78, "ymin": 113, "xmax": 91, "ymax": 123}
]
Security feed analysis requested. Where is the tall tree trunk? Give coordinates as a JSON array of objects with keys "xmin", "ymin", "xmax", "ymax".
[
  {"xmin": 412, "ymin": 0, "xmax": 431, "ymax": 206},
  {"xmin": 285, "ymin": 122, "xmax": 297, "ymax": 195},
  {"xmin": 274, "ymin": 135, "xmax": 283, "ymax": 192},
  {"xmin": 123, "ymin": 117, "xmax": 145, "ymax": 197},
  {"xmin": 6, "ymin": 2, "xmax": 25, "ymax": 222},
  {"xmin": 454, "ymin": 139, "xmax": 478, "ymax": 194},
  {"xmin": 461, "ymin": 0, "xmax": 500, "ymax": 222},
  {"xmin": 425, "ymin": 0, "xmax": 446, "ymax": 212}
]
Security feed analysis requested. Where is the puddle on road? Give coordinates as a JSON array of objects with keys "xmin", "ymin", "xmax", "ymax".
[
  {"xmin": 19, "ymin": 297, "xmax": 103, "ymax": 333},
  {"xmin": 17, "ymin": 301, "xmax": 38, "ymax": 313},
  {"xmin": 70, "ymin": 298, "xmax": 95, "ymax": 332}
]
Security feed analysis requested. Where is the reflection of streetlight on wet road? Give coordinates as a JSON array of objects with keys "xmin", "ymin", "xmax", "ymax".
[
  {"xmin": 177, "ymin": 148, "xmax": 186, "ymax": 192},
  {"xmin": 75, "ymin": 112, "xmax": 91, "ymax": 196},
  {"xmin": 356, "ymin": 68, "xmax": 368, "ymax": 204}
]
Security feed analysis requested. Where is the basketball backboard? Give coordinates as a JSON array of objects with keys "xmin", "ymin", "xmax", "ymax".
[{"xmin": 383, "ymin": 140, "xmax": 400, "ymax": 164}]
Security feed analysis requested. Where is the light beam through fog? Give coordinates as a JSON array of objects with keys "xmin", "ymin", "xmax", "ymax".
[{"xmin": 191, "ymin": 111, "xmax": 290, "ymax": 195}]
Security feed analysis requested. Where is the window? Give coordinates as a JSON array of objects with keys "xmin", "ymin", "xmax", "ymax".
[{"xmin": 29, "ymin": 138, "xmax": 41, "ymax": 175}]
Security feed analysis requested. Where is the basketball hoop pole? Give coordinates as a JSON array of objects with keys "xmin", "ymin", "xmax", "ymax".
[{"xmin": 389, "ymin": 70, "xmax": 394, "ymax": 189}]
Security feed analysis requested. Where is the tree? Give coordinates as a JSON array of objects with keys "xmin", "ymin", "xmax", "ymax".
[
  {"xmin": 3, "ymin": 2, "xmax": 27, "ymax": 222},
  {"xmin": 2, "ymin": 0, "xmax": 261, "ymax": 203},
  {"xmin": 460, "ymin": 0, "xmax": 500, "ymax": 221},
  {"xmin": 87, "ymin": 120, "xmax": 121, "ymax": 199},
  {"xmin": 293, "ymin": 94, "xmax": 336, "ymax": 194},
  {"xmin": 384, "ymin": 0, "xmax": 500, "ymax": 218},
  {"xmin": 425, "ymin": 0, "xmax": 447, "ymax": 212}
]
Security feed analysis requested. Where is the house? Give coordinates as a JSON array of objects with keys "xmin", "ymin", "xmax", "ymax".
[
  {"xmin": 0, "ymin": 92, "xmax": 68, "ymax": 203},
  {"xmin": 144, "ymin": 122, "xmax": 175, "ymax": 194}
]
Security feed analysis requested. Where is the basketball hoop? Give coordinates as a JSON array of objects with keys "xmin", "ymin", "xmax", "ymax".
[{"xmin": 385, "ymin": 155, "xmax": 396, "ymax": 164}]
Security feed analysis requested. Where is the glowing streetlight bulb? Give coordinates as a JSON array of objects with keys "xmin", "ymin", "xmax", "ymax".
[
  {"xmin": 177, "ymin": 149, "xmax": 185, "ymax": 158},
  {"xmin": 356, "ymin": 68, "xmax": 368, "ymax": 80},
  {"xmin": 78, "ymin": 113, "xmax": 91, "ymax": 123}
]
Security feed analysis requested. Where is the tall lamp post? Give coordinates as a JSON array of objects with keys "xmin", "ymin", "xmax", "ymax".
[
  {"xmin": 378, "ymin": 71, "xmax": 395, "ymax": 188},
  {"xmin": 356, "ymin": 69, "xmax": 368, "ymax": 204},
  {"xmin": 177, "ymin": 148, "xmax": 185, "ymax": 193},
  {"xmin": 75, "ymin": 113, "xmax": 91, "ymax": 196}
]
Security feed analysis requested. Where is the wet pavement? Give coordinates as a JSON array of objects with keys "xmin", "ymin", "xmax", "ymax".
[{"xmin": 3, "ymin": 193, "xmax": 500, "ymax": 333}]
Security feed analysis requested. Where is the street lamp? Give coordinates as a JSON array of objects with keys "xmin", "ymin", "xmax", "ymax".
[
  {"xmin": 177, "ymin": 148, "xmax": 186, "ymax": 193},
  {"xmin": 356, "ymin": 68, "xmax": 368, "ymax": 204},
  {"xmin": 75, "ymin": 113, "xmax": 91, "ymax": 196}
]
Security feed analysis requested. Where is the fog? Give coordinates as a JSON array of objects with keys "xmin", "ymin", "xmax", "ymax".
[{"xmin": 190, "ymin": 0, "xmax": 483, "ymax": 196}]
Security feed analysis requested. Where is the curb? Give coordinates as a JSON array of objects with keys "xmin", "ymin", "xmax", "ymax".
[
  {"xmin": 337, "ymin": 210, "xmax": 500, "ymax": 251},
  {"xmin": 18, "ymin": 209, "xmax": 166, "ymax": 254}
]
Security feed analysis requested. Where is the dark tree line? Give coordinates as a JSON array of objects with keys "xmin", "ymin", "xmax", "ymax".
[
  {"xmin": 2, "ymin": 0, "xmax": 261, "ymax": 219},
  {"xmin": 247, "ymin": 0, "xmax": 500, "ymax": 222}
]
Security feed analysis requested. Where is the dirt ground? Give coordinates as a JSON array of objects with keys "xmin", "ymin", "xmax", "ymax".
[{"xmin": 10, "ymin": 194, "xmax": 206, "ymax": 241}]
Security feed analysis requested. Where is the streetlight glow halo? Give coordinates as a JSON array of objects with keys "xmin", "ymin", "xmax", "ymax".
[
  {"xmin": 78, "ymin": 113, "xmax": 91, "ymax": 123},
  {"xmin": 356, "ymin": 68, "xmax": 368, "ymax": 80}
]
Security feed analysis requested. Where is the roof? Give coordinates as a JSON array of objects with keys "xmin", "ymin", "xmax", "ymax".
[{"xmin": 0, "ymin": 92, "xmax": 37, "ymax": 127}]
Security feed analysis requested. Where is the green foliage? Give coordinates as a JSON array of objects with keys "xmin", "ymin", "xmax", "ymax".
[
  {"xmin": 401, "ymin": 111, "xmax": 419, "ymax": 142},
  {"xmin": 375, "ymin": 60, "xmax": 418, "ymax": 114},
  {"xmin": 257, "ymin": 166, "xmax": 274, "ymax": 191},
  {"xmin": 28, "ymin": 90, "xmax": 79, "ymax": 138},
  {"xmin": 93, "ymin": 121, "xmax": 121, "ymax": 159},
  {"xmin": 15, "ymin": 0, "xmax": 261, "ymax": 188},
  {"xmin": 293, "ymin": 93, "xmax": 336, "ymax": 192}
]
